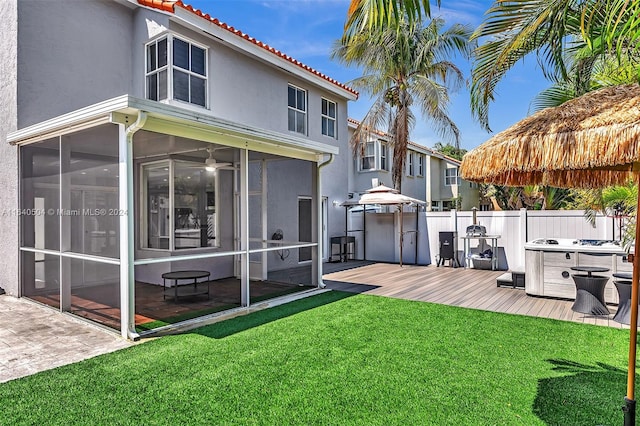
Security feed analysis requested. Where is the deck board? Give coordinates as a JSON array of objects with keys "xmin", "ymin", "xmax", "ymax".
[{"xmin": 324, "ymin": 263, "xmax": 625, "ymax": 328}]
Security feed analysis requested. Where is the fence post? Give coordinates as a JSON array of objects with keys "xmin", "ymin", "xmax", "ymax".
[{"xmin": 518, "ymin": 208, "xmax": 527, "ymax": 268}]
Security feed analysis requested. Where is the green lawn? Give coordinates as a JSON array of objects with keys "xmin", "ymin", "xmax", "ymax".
[{"xmin": 0, "ymin": 291, "xmax": 633, "ymax": 425}]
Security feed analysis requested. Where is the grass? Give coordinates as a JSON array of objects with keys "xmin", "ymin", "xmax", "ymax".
[{"xmin": 0, "ymin": 291, "xmax": 633, "ymax": 425}]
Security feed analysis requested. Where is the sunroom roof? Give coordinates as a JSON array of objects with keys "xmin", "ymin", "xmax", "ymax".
[{"xmin": 7, "ymin": 95, "xmax": 339, "ymax": 161}]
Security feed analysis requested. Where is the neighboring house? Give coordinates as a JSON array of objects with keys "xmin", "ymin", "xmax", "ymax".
[
  {"xmin": 426, "ymin": 151, "xmax": 480, "ymax": 212},
  {"xmin": 0, "ymin": 0, "xmax": 356, "ymax": 338},
  {"xmin": 347, "ymin": 119, "xmax": 479, "ymax": 210}
]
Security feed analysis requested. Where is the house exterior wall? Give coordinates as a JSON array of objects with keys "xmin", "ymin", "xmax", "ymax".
[
  {"xmin": 401, "ymin": 151, "xmax": 427, "ymax": 201},
  {"xmin": 135, "ymin": 17, "xmax": 352, "ymax": 259},
  {"xmin": 11, "ymin": 0, "xmax": 353, "ymax": 267},
  {"xmin": 17, "ymin": 0, "xmax": 134, "ymax": 128},
  {"xmin": 0, "ymin": 0, "xmax": 19, "ymax": 295},
  {"xmin": 266, "ymin": 158, "xmax": 313, "ymax": 269},
  {"xmin": 428, "ymin": 157, "xmax": 449, "ymax": 201},
  {"xmin": 458, "ymin": 181, "xmax": 481, "ymax": 210}
]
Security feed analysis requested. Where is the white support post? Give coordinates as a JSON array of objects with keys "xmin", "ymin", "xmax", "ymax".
[
  {"xmin": 261, "ymin": 159, "xmax": 268, "ymax": 281},
  {"xmin": 312, "ymin": 162, "xmax": 319, "ymax": 287},
  {"xmin": 240, "ymin": 147, "xmax": 249, "ymax": 306},
  {"xmin": 59, "ymin": 139, "xmax": 71, "ymax": 311},
  {"xmin": 119, "ymin": 124, "xmax": 134, "ymax": 338}
]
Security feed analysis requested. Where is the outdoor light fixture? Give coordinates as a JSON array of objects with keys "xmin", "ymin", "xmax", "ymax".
[{"xmin": 204, "ymin": 148, "xmax": 232, "ymax": 172}]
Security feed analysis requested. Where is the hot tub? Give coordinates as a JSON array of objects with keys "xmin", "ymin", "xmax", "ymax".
[{"xmin": 524, "ymin": 238, "xmax": 631, "ymax": 303}]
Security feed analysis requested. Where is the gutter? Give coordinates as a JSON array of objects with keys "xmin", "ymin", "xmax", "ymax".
[{"xmin": 316, "ymin": 153, "xmax": 334, "ymax": 289}]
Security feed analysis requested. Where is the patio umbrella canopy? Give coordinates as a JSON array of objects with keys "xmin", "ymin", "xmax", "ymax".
[
  {"xmin": 460, "ymin": 83, "xmax": 640, "ymax": 426},
  {"xmin": 342, "ymin": 185, "xmax": 425, "ymax": 266},
  {"xmin": 358, "ymin": 184, "xmax": 426, "ymax": 205}
]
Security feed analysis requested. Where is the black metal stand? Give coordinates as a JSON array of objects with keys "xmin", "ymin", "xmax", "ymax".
[{"xmin": 623, "ymin": 397, "xmax": 635, "ymax": 426}]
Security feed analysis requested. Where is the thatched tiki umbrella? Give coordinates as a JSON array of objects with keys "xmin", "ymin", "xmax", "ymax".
[{"xmin": 460, "ymin": 84, "xmax": 640, "ymax": 425}]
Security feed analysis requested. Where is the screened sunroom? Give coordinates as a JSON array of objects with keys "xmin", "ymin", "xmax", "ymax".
[{"xmin": 13, "ymin": 96, "xmax": 335, "ymax": 339}]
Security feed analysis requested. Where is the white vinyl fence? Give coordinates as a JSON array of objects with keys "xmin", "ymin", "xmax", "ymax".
[{"xmin": 346, "ymin": 209, "xmax": 616, "ymax": 271}]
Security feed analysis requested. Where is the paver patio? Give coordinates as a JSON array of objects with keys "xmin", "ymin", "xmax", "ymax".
[{"xmin": 0, "ymin": 296, "xmax": 131, "ymax": 383}]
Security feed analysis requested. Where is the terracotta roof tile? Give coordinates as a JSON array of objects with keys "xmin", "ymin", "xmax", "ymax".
[
  {"xmin": 137, "ymin": 0, "xmax": 175, "ymax": 13},
  {"xmin": 137, "ymin": 0, "xmax": 358, "ymax": 98}
]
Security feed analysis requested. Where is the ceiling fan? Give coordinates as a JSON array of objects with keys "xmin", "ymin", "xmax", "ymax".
[{"xmin": 204, "ymin": 148, "xmax": 234, "ymax": 171}]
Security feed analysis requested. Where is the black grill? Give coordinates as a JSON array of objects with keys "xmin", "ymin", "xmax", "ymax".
[{"xmin": 438, "ymin": 231, "xmax": 460, "ymax": 267}]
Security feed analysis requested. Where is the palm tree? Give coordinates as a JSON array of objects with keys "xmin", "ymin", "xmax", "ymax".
[
  {"xmin": 470, "ymin": 0, "xmax": 640, "ymax": 131},
  {"xmin": 584, "ymin": 0, "xmax": 640, "ymax": 58},
  {"xmin": 333, "ymin": 17, "xmax": 473, "ymax": 191},
  {"xmin": 344, "ymin": 0, "xmax": 438, "ymax": 42},
  {"xmin": 530, "ymin": 51, "xmax": 640, "ymax": 111},
  {"xmin": 484, "ymin": 184, "xmax": 572, "ymax": 210},
  {"xmin": 571, "ymin": 183, "xmax": 638, "ymax": 247}
]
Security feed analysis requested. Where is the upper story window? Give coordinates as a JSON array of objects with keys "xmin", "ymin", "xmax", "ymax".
[
  {"xmin": 380, "ymin": 143, "xmax": 388, "ymax": 171},
  {"xmin": 146, "ymin": 35, "xmax": 207, "ymax": 107},
  {"xmin": 321, "ymin": 98, "xmax": 336, "ymax": 138},
  {"xmin": 288, "ymin": 84, "xmax": 307, "ymax": 134},
  {"xmin": 417, "ymin": 155, "xmax": 424, "ymax": 177},
  {"xmin": 407, "ymin": 152, "xmax": 415, "ymax": 176},
  {"xmin": 361, "ymin": 142, "xmax": 376, "ymax": 170},
  {"xmin": 445, "ymin": 168, "xmax": 460, "ymax": 186}
]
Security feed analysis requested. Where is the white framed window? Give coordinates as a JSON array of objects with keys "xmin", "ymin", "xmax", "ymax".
[
  {"xmin": 417, "ymin": 155, "xmax": 424, "ymax": 176},
  {"xmin": 407, "ymin": 152, "xmax": 415, "ymax": 176},
  {"xmin": 146, "ymin": 34, "xmax": 207, "ymax": 107},
  {"xmin": 360, "ymin": 141, "xmax": 376, "ymax": 170},
  {"xmin": 380, "ymin": 143, "xmax": 388, "ymax": 171},
  {"xmin": 288, "ymin": 84, "xmax": 307, "ymax": 134},
  {"xmin": 141, "ymin": 159, "xmax": 219, "ymax": 251},
  {"xmin": 321, "ymin": 98, "xmax": 336, "ymax": 138},
  {"xmin": 445, "ymin": 168, "xmax": 460, "ymax": 186}
]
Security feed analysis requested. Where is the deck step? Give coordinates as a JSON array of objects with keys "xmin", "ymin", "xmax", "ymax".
[{"xmin": 497, "ymin": 271, "xmax": 525, "ymax": 289}]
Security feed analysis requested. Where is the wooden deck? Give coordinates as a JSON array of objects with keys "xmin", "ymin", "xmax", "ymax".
[{"xmin": 323, "ymin": 262, "xmax": 629, "ymax": 329}]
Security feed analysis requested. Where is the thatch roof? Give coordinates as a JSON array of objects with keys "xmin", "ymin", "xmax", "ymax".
[{"xmin": 460, "ymin": 84, "xmax": 640, "ymax": 188}]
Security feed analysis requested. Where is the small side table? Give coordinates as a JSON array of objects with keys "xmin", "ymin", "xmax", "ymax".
[
  {"xmin": 612, "ymin": 272, "xmax": 634, "ymax": 325},
  {"xmin": 570, "ymin": 266, "xmax": 610, "ymax": 315},
  {"xmin": 161, "ymin": 270, "xmax": 211, "ymax": 302}
]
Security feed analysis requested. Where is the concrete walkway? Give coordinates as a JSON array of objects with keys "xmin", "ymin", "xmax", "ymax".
[{"xmin": 0, "ymin": 295, "xmax": 132, "ymax": 383}]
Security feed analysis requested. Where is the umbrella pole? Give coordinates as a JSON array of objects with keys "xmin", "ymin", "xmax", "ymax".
[
  {"xmin": 399, "ymin": 204, "xmax": 403, "ymax": 267},
  {"xmin": 624, "ymin": 175, "xmax": 640, "ymax": 426}
]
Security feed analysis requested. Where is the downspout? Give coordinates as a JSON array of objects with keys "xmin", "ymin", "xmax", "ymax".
[
  {"xmin": 317, "ymin": 154, "xmax": 334, "ymax": 289},
  {"xmin": 121, "ymin": 111, "xmax": 147, "ymax": 340}
]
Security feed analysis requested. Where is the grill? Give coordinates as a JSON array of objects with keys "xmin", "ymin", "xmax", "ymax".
[{"xmin": 437, "ymin": 231, "xmax": 460, "ymax": 267}]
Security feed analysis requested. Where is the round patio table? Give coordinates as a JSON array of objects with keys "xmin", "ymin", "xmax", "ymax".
[
  {"xmin": 161, "ymin": 270, "xmax": 211, "ymax": 302},
  {"xmin": 612, "ymin": 272, "xmax": 635, "ymax": 325},
  {"xmin": 570, "ymin": 266, "xmax": 610, "ymax": 315}
]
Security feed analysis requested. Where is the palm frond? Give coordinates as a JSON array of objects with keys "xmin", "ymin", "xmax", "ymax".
[{"xmin": 343, "ymin": 0, "xmax": 438, "ymax": 42}]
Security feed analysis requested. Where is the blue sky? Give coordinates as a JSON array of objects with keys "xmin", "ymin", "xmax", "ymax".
[{"xmin": 185, "ymin": 0, "xmax": 551, "ymax": 151}]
